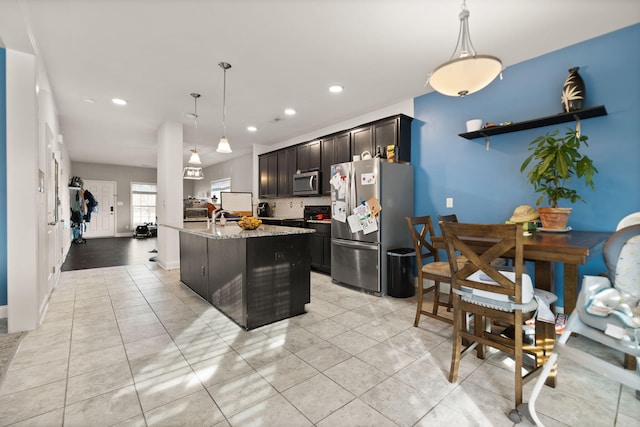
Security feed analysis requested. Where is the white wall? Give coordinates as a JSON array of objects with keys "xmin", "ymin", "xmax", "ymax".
[
  {"xmin": 192, "ymin": 153, "xmax": 253, "ymax": 199},
  {"xmin": 156, "ymin": 121, "xmax": 183, "ymax": 270},
  {"xmin": 6, "ymin": 48, "xmax": 69, "ymax": 332}
]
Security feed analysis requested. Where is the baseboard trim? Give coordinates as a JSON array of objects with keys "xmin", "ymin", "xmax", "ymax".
[
  {"xmin": 0, "ymin": 305, "xmax": 7, "ymax": 319},
  {"xmin": 157, "ymin": 259, "xmax": 180, "ymax": 270},
  {"xmin": 115, "ymin": 232, "xmax": 132, "ymax": 238}
]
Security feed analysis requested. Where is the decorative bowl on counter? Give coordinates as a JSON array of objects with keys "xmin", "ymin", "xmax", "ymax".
[{"xmin": 237, "ymin": 216, "xmax": 262, "ymax": 230}]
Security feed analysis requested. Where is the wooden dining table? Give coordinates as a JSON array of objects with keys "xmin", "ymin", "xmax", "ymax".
[{"xmin": 432, "ymin": 229, "xmax": 611, "ymax": 315}]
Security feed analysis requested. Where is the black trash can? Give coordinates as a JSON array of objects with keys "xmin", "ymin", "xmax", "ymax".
[{"xmin": 387, "ymin": 248, "xmax": 416, "ymax": 298}]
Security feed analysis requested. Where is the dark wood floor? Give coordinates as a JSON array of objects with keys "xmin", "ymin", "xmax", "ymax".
[{"xmin": 61, "ymin": 236, "xmax": 158, "ymax": 271}]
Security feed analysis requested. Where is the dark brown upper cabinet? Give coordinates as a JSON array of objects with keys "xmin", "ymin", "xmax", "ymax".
[
  {"xmin": 258, "ymin": 114, "xmax": 413, "ymax": 199},
  {"xmin": 321, "ymin": 131, "xmax": 351, "ymax": 195},
  {"xmin": 296, "ymin": 140, "xmax": 321, "ymax": 172},
  {"xmin": 258, "ymin": 152, "xmax": 278, "ymax": 198},
  {"xmin": 373, "ymin": 115, "xmax": 412, "ymax": 163},
  {"xmin": 277, "ymin": 146, "xmax": 297, "ymax": 197},
  {"xmin": 350, "ymin": 125, "xmax": 373, "ymax": 159}
]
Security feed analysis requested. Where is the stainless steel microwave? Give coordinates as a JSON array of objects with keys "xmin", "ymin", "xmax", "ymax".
[{"xmin": 293, "ymin": 171, "xmax": 321, "ymax": 196}]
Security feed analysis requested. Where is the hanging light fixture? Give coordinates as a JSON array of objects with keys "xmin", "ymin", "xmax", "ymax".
[
  {"xmin": 188, "ymin": 93, "xmax": 202, "ymax": 165},
  {"xmin": 427, "ymin": 0, "xmax": 502, "ymax": 97},
  {"xmin": 216, "ymin": 62, "xmax": 232, "ymax": 153},
  {"xmin": 183, "ymin": 93, "xmax": 204, "ymax": 180},
  {"xmin": 183, "ymin": 166, "xmax": 204, "ymax": 180},
  {"xmin": 188, "ymin": 149, "xmax": 201, "ymax": 165}
]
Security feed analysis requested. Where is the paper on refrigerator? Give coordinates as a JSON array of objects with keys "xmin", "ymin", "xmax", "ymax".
[
  {"xmin": 353, "ymin": 203, "xmax": 378, "ymax": 234},
  {"xmin": 330, "ymin": 165, "xmax": 348, "ymax": 199},
  {"xmin": 333, "ymin": 200, "xmax": 347, "ymax": 223},
  {"xmin": 347, "ymin": 214, "xmax": 362, "ymax": 233}
]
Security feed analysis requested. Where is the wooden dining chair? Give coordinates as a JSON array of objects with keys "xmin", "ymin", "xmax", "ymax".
[
  {"xmin": 438, "ymin": 213, "xmax": 466, "ymax": 265},
  {"xmin": 439, "ymin": 213, "xmax": 510, "ymax": 267},
  {"xmin": 405, "ymin": 216, "xmax": 466, "ymax": 326},
  {"xmin": 441, "ymin": 222, "xmax": 555, "ymax": 418}
]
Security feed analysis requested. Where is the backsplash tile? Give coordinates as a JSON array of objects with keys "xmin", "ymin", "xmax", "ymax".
[{"xmin": 256, "ymin": 197, "xmax": 331, "ymax": 218}]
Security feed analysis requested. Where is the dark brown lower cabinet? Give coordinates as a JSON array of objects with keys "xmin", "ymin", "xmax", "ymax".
[
  {"xmin": 309, "ymin": 222, "xmax": 331, "ymax": 273},
  {"xmin": 179, "ymin": 231, "xmax": 311, "ymax": 330},
  {"xmin": 179, "ymin": 232, "xmax": 208, "ymax": 300}
]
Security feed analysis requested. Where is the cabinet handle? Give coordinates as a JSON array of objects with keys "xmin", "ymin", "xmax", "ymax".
[{"xmin": 201, "ymin": 266, "xmax": 206, "ymax": 277}]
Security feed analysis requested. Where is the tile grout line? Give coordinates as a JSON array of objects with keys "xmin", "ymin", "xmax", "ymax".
[
  {"xmin": 115, "ymin": 267, "xmax": 149, "ymax": 426},
  {"xmin": 127, "ymin": 264, "xmax": 230, "ymax": 425}
]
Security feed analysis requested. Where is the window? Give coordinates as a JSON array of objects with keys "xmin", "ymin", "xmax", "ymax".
[
  {"xmin": 210, "ymin": 178, "xmax": 231, "ymax": 203},
  {"xmin": 131, "ymin": 182, "xmax": 157, "ymax": 226}
]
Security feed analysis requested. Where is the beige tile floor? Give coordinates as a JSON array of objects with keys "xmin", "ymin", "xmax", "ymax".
[{"xmin": 0, "ymin": 263, "xmax": 638, "ymax": 426}]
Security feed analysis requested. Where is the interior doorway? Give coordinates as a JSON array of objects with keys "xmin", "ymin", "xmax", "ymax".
[{"xmin": 83, "ymin": 180, "xmax": 116, "ymax": 238}]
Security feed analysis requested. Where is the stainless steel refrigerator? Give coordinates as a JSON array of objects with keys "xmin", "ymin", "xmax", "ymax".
[{"xmin": 330, "ymin": 158, "xmax": 414, "ymax": 295}]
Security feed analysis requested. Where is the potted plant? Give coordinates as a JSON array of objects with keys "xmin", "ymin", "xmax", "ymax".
[{"xmin": 520, "ymin": 127, "xmax": 598, "ymax": 229}]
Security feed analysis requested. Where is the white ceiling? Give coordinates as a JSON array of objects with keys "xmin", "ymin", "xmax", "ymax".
[{"xmin": 1, "ymin": 0, "xmax": 638, "ymax": 168}]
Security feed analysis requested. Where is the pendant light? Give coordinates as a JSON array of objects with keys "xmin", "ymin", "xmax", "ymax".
[
  {"xmin": 183, "ymin": 93, "xmax": 204, "ymax": 180},
  {"xmin": 427, "ymin": 0, "xmax": 502, "ymax": 97},
  {"xmin": 216, "ymin": 62, "xmax": 232, "ymax": 153},
  {"xmin": 188, "ymin": 93, "xmax": 202, "ymax": 165}
]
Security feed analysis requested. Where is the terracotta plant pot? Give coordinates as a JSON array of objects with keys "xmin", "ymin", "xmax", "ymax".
[{"xmin": 538, "ymin": 207, "xmax": 572, "ymax": 229}]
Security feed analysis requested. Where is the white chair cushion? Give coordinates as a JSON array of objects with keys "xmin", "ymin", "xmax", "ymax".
[{"xmin": 463, "ymin": 270, "xmax": 535, "ymax": 304}]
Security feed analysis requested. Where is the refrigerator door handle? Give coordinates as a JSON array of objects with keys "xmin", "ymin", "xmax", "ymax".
[{"xmin": 331, "ymin": 239, "xmax": 378, "ymax": 250}]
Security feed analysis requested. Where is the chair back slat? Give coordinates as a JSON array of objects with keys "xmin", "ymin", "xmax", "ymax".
[
  {"xmin": 441, "ymin": 222, "xmax": 523, "ymax": 303},
  {"xmin": 405, "ymin": 216, "xmax": 439, "ymax": 266}
]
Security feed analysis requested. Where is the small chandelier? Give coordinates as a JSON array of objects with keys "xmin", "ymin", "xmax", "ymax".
[
  {"xmin": 183, "ymin": 93, "xmax": 204, "ymax": 180},
  {"xmin": 216, "ymin": 62, "xmax": 233, "ymax": 153},
  {"xmin": 427, "ymin": 0, "xmax": 502, "ymax": 97}
]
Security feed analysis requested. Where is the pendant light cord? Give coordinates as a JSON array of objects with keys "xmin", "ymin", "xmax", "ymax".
[
  {"xmin": 219, "ymin": 62, "xmax": 232, "ymax": 139},
  {"xmin": 222, "ymin": 66, "xmax": 227, "ymax": 137},
  {"xmin": 191, "ymin": 93, "xmax": 201, "ymax": 151}
]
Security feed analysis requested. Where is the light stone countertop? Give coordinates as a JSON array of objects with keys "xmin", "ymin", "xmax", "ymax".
[{"xmin": 161, "ymin": 222, "xmax": 315, "ymax": 240}]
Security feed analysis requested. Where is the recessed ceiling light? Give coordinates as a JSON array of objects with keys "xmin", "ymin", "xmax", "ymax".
[
  {"xmin": 284, "ymin": 108, "xmax": 296, "ymax": 116},
  {"xmin": 247, "ymin": 126, "xmax": 257, "ymax": 132},
  {"xmin": 112, "ymin": 98, "xmax": 127, "ymax": 106},
  {"xmin": 329, "ymin": 84, "xmax": 344, "ymax": 93}
]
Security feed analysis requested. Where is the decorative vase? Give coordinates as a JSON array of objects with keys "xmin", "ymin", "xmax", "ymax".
[
  {"xmin": 561, "ymin": 67, "xmax": 585, "ymax": 113},
  {"xmin": 538, "ymin": 207, "xmax": 572, "ymax": 229}
]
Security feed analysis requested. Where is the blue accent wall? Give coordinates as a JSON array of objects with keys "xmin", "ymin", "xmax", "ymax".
[
  {"xmin": 1, "ymin": 48, "xmax": 7, "ymax": 307},
  {"xmin": 411, "ymin": 24, "xmax": 640, "ymax": 307}
]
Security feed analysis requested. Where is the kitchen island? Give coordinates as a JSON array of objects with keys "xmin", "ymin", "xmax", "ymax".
[{"xmin": 173, "ymin": 222, "xmax": 314, "ymax": 330}]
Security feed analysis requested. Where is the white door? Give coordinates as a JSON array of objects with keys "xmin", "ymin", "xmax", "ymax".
[{"xmin": 83, "ymin": 180, "xmax": 116, "ymax": 238}]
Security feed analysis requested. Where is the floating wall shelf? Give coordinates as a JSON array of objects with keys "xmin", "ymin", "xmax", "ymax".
[{"xmin": 459, "ymin": 105, "xmax": 608, "ymax": 147}]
